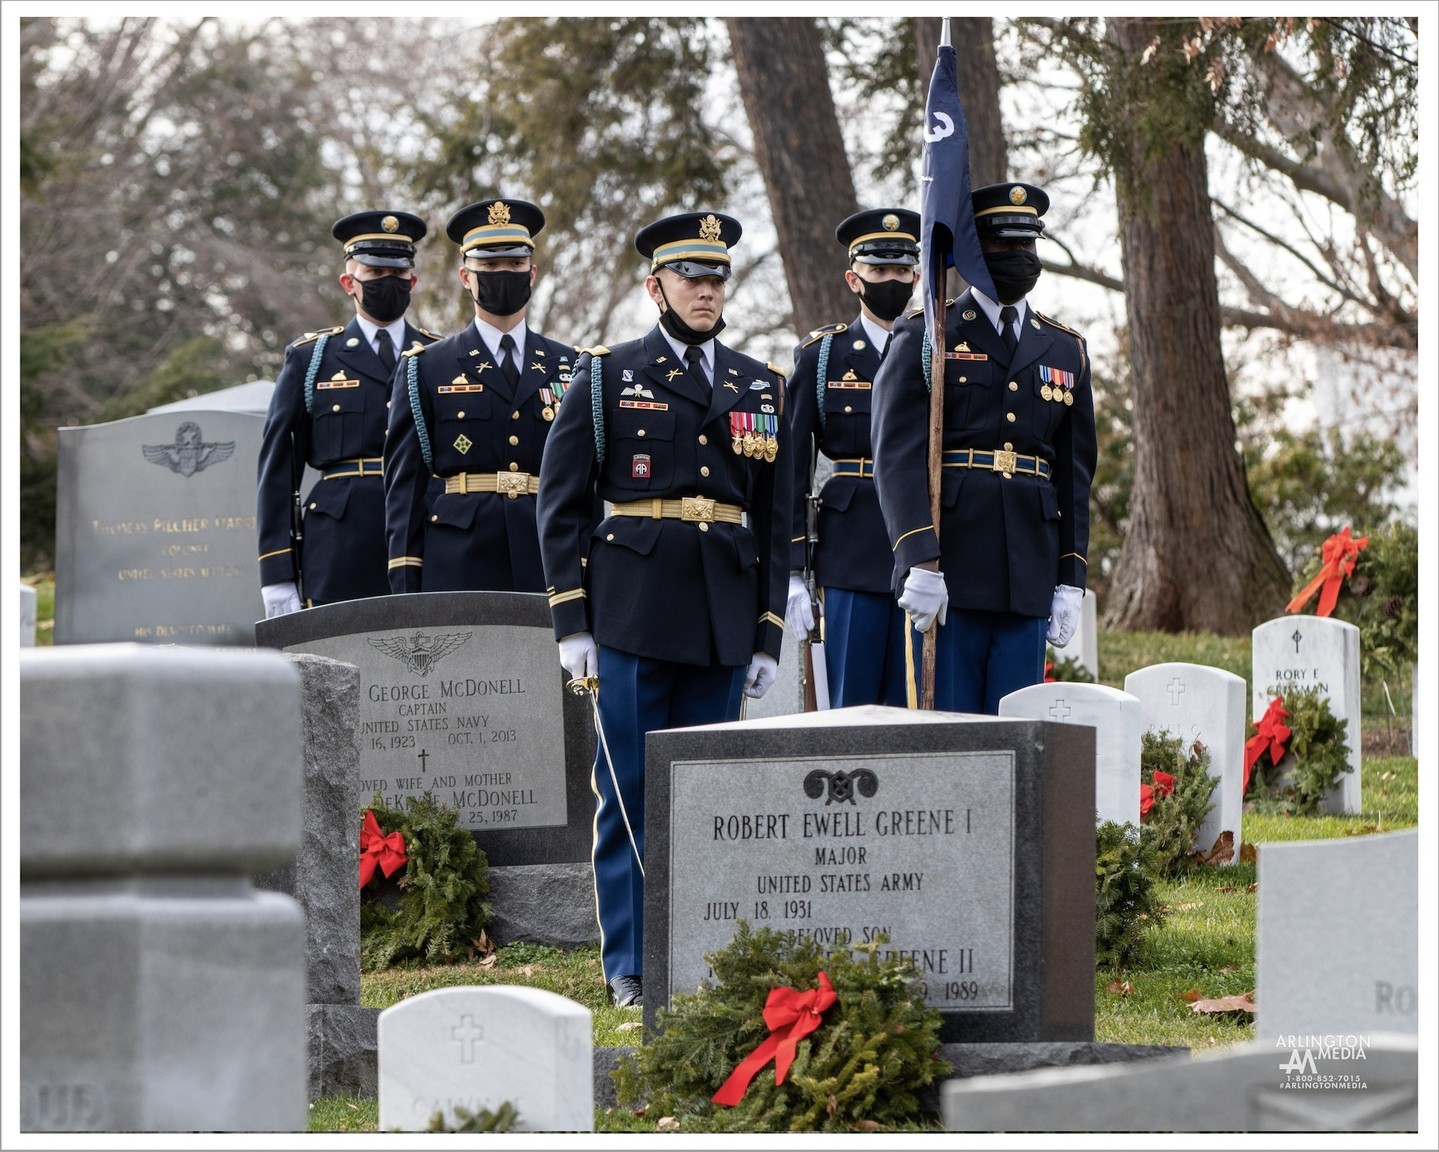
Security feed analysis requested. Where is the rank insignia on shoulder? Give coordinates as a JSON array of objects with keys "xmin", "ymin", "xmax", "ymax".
[
  {"xmin": 801, "ymin": 322, "xmax": 847, "ymax": 347},
  {"xmin": 904, "ymin": 305, "xmax": 925, "ymax": 319},
  {"xmin": 400, "ymin": 342, "xmax": 428, "ymax": 358},
  {"xmin": 292, "ymin": 325, "xmax": 344, "ymax": 347},
  {"xmin": 1036, "ymin": 312, "xmax": 1085, "ymax": 340},
  {"xmin": 766, "ymin": 361, "xmax": 787, "ymax": 379},
  {"xmin": 418, "ymin": 327, "xmax": 444, "ymax": 340},
  {"xmin": 580, "ymin": 345, "xmax": 609, "ymax": 357}
]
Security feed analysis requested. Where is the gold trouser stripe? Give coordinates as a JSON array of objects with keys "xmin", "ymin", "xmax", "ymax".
[
  {"xmin": 443, "ymin": 471, "xmax": 539, "ymax": 495},
  {"xmin": 388, "ymin": 556, "xmax": 423, "ymax": 570},
  {"xmin": 610, "ymin": 498, "xmax": 744, "ymax": 525},
  {"xmin": 258, "ymin": 547, "xmax": 291, "ymax": 562}
]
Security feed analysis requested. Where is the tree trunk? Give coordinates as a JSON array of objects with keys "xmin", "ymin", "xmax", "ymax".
[
  {"xmin": 914, "ymin": 16, "xmax": 1006, "ymax": 185},
  {"xmin": 726, "ymin": 17, "xmax": 857, "ymax": 333},
  {"xmin": 1104, "ymin": 16, "xmax": 1290, "ymax": 635}
]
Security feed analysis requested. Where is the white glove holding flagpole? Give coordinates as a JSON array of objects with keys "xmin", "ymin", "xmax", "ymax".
[{"xmin": 899, "ymin": 567, "xmax": 948, "ymax": 633}]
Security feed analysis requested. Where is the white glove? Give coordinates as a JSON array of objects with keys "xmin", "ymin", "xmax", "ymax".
[
  {"xmin": 744, "ymin": 652, "xmax": 779, "ymax": 699},
  {"xmin": 558, "ymin": 632, "xmax": 599, "ymax": 681},
  {"xmin": 785, "ymin": 573, "xmax": 816, "ymax": 640},
  {"xmin": 898, "ymin": 567, "xmax": 948, "ymax": 633},
  {"xmin": 262, "ymin": 582, "xmax": 302, "ymax": 618},
  {"xmin": 1047, "ymin": 584, "xmax": 1084, "ymax": 648}
]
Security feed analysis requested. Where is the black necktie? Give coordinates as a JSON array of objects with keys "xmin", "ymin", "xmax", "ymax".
[
  {"xmin": 881, "ymin": 331, "xmax": 893, "ymax": 361},
  {"xmin": 376, "ymin": 328, "xmax": 396, "ymax": 375},
  {"xmin": 499, "ymin": 333, "xmax": 520, "ymax": 390},
  {"xmin": 999, "ymin": 306, "xmax": 1019, "ymax": 359},
  {"xmin": 685, "ymin": 345, "xmax": 709, "ymax": 389}
]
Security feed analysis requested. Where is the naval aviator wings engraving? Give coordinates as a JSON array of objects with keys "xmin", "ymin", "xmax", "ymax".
[{"xmin": 367, "ymin": 630, "xmax": 472, "ymax": 676}]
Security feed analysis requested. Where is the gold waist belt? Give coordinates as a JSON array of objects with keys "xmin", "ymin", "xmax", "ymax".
[
  {"xmin": 610, "ymin": 497, "xmax": 745, "ymax": 525},
  {"xmin": 942, "ymin": 449, "xmax": 1051, "ymax": 480},
  {"xmin": 442, "ymin": 471, "xmax": 539, "ymax": 497}
]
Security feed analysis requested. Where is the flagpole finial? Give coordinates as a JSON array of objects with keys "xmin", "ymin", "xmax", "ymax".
[{"xmin": 941, "ymin": 17, "xmax": 951, "ymax": 48}]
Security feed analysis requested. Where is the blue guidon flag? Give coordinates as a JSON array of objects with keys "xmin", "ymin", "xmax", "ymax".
[{"xmin": 921, "ymin": 41, "xmax": 996, "ymax": 337}]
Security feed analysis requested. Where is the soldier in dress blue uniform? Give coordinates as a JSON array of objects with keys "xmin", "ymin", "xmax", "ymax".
[
  {"xmin": 536, "ymin": 211, "xmax": 792, "ymax": 1008},
  {"xmin": 384, "ymin": 198, "xmax": 576, "ymax": 593},
  {"xmin": 257, "ymin": 210, "xmax": 441, "ymax": 615},
  {"xmin": 784, "ymin": 208, "xmax": 920, "ymax": 707},
  {"xmin": 871, "ymin": 182, "xmax": 1095, "ymax": 713}
]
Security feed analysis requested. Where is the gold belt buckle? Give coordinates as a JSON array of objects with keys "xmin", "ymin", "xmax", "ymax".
[
  {"xmin": 497, "ymin": 471, "xmax": 530, "ymax": 498},
  {"xmin": 992, "ymin": 450, "xmax": 1017, "ymax": 478},
  {"xmin": 681, "ymin": 496, "xmax": 715, "ymax": 522}
]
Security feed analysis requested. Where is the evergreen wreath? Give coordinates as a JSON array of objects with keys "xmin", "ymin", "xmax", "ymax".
[
  {"xmin": 359, "ymin": 791, "xmax": 493, "ymax": 971},
  {"xmin": 1245, "ymin": 687, "xmax": 1352, "ymax": 816},
  {"xmin": 1095, "ymin": 819, "xmax": 1165, "ymax": 967},
  {"xmin": 613, "ymin": 922, "xmax": 948, "ymax": 1133},
  {"xmin": 1139, "ymin": 731, "xmax": 1219, "ymax": 878}
]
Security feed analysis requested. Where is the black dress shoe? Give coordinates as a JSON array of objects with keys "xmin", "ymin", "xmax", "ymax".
[{"xmin": 608, "ymin": 974, "xmax": 643, "ymax": 1008}]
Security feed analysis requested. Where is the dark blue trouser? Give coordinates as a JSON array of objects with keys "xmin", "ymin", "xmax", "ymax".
[
  {"xmin": 821, "ymin": 586, "xmax": 910, "ymax": 708},
  {"xmin": 591, "ymin": 645, "xmax": 746, "ymax": 980},
  {"xmin": 909, "ymin": 607, "xmax": 1047, "ymax": 715}
]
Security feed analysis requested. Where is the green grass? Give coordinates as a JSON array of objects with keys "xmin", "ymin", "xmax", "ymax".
[{"xmin": 21, "ymin": 580, "xmax": 1416, "ymax": 1132}]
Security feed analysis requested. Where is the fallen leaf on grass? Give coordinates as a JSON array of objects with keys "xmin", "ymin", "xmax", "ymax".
[
  {"xmin": 1171, "ymin": 901, "xmax": 1205, "ymax": 912},
  {"xmin": 1239, "ymin": 842, "xmax": 1257, "ymax": 865},
  {"xmin": 474, "ymin": 929, "xmax": 496, "ymax": 958},
  {"xmin": 1191, "ymin": 830, "xmax": 1234, "ymax": 867},
  {"xmin": 1190, "ymin": 991, "xmax": 1256, "ymax": 1016},
  {"xmin": 1217, "ymin": 963, "xmax": 1241, "ymax": 973},
  {"xmin": 520, "ymin": 964, "xmax": 536, "ymax": 977},
  {"xmin": 616, "ymin": 1021, "xmax": 644, "ymax": 1033},
  {"xmin": 478, "ymin": 953, "xmax": 500, "ymax": 969},
  {"xmin": 1179, "ymin": 987, "xmax": 1202, "ymax": 1003},
  {"xmin": 1247, "ymin": 882, "xmax": 1258, "ymax": 893},
  {"xmin": 853, "ymin": 1120, "xmax": 883, "ymax": 1131},
  {"xmin": 657, "ymin": 1116, "xmax": 681, "ymax": 1131},
  {"xmin": 1105, "ymin": 980, "xmax": 1134, "ymax": 997}
]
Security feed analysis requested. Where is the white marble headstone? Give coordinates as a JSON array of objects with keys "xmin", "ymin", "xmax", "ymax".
[
  {"xmin": 20, "ymin": 583, "xmax": 37, "ymax": 647},
  {"xmin": 1123, "ymin": 662, "xmax": 1245, "ymax": 862},
  {"xmin": 1256, "ymin": 828, "xmax": 1418, "ymax": 1042},
  {"xmin": 999, "ymin": 682, "xmax": 1139, "ymax": 827},
  {"xmin": 1251, "ymin": 616, "xmax": 1361, "ymax": 813},
  {"xmin": 378, "ymin": 986, "xmax": 593, "ymax": 1132}
]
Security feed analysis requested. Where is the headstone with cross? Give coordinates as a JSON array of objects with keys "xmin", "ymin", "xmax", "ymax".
[
  {"xmin": 999, "ymin": 682, "xmax": 1141, "ymax": 828},
  {"xmin": 377, "ymin": 986, "xmax": 592, "ymax": 1131},
  {"xmin": 1123, "ymin": 662, "xmax": 1245, "ymax": 863},
  {"xmin": 1250, "ymin": 616, "xmax": 1362, "ymax": 814}
]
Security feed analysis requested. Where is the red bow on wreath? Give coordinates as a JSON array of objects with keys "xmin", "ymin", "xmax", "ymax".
[
  {"xmin": 1286, "ymin": 527, "xmax": 1369, "ymax": 618},
  {"xmin": 359, "ymin": 809, "xmax": 408, "ymax": 888},
  {"xmin": 712, "ymin": 972, "xmax": 837, "ymax": 1107},
  {"xmin": 1244, "ymin": 697, "xmax": 1292, "ymax": 792},
  {"xmin": 1139, "ymin": 770, "xmax": 1175, "ymax": 819}
]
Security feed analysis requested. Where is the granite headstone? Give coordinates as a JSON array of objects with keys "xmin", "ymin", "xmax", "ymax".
[
  {"xmin": 20, "ymin": 643, "xmax": 306, "ymax": 1132},
  {"xmin": 943, "ymin": 1034, "xmax": 1418, "ymax": 1132},
  {"xmin": 1124, "ymin": 662, "xmax": 1246, "ymax": 861},
  {"xmin": 998, "ymin": 682, "xmax": 1140, "ymax": 828},
  {"xmin": 644, "ymin": 705, "xmax": 1096, "ymax": 1044},
  {"xmin": 378, "ymin": 986, "xmax": 592, "ymax": 1132},
  {"xmin": 1251, "ymin": 615, "xmax": 1362, "ymax": 813},
  {"xmin": 1256, "ymin": 829, "xmax": 1419, "ymax": 1042},
  {"xmin": 54, "ymin": 408, "xmax": 266, "ymax": 645},
  {"xmin": 257, "ymin": 591, "xmax": 598, "ymax": 947},
  {"xmin": 20, "ymin": 582, "xmax": 37, "ymax": 647}
]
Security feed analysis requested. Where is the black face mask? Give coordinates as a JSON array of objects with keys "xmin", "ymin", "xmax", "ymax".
[
  {"xmin": 984, "ymin": 250, "xmax": 1043, "ymax": 304},
  {"xmin": 657, "ymin": 282, "xmax": 726, "ymax": 345},
  {"xmin": 856, "ymin": 277, "xmax": 914, "ymax": 323},
  {"xmin": 470, "ymin": 269, "xmax": 532, "ymax": 317},
  {"xmin": 357, "ymin": 274, "xmax": 412, "ymax": 323}
]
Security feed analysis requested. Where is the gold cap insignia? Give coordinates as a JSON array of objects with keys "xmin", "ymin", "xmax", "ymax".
[
  {"xmin": 698, "ymin": 214, "xmax": 723, "ymax": 242},
  {"xmin": 489, "ymin": 202, "xmax": 512, "ymax": 226},
  {"xmin": 1010, "ymin": 186, "xmax": 1027, "ymax": 206},
  {"xmin": 882, "ymin": 213, "xmax": 900, "ymax": 231},
  {"xmin": 381, "ymin": 215, "xmax": 399, "ymax": 232}
]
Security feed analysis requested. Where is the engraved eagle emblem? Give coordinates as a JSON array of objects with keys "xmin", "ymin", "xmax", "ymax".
[
  {"xmin": 141, "ymin": 421, "xmax": 235, "ymax": 477},
  {"xmin": 367, "ymin": 630, "xmax": 472, "ymax": 676}
]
